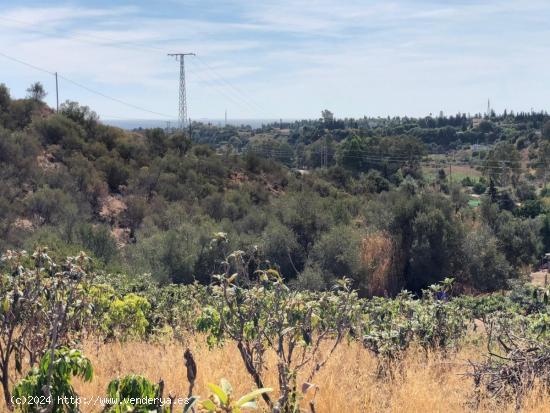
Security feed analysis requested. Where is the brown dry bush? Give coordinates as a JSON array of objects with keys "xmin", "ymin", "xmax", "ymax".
[{"xmin": 361, "ymin": 231, "xmax": 399, "ymax": 297}]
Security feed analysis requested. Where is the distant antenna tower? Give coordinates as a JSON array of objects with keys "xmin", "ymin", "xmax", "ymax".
[
  {"xmin": 487, "ymin": 99, "xmax": 491, "ymax": 118},
  {"xmin": 168, "ymin": 52, "xmax": 196, "ymax": 130},
  {"xmin": 225, "ymin": 109, "xmax": 227, "ymax": 127}
]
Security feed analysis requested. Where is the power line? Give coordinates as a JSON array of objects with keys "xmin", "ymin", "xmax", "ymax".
[
  {"xmin": 243, "ymin": 145, "xmax": 541, "ymax": 173},
  {"xmin": 0, "ymin": 50, "xmax": 54, "ymax": 75},
  {"xmin": 57, "ymin": 74, "xmax": 173, "ymax": 118},
  {"xmin": 0, "ymin": 16, "xmax": 264, "ymax": 117},
  {"xmin": 186, "ymin": 58, "xmax": 263, "ymax": 113},
  {"xmin": 194, "ymin": 56, "xmax": 265, "ymax": 114},
  {"xmin": 0, "ymin": 50, "xmax": 175, "ymax": 119},
  {"xmin": 187, "ymin": 62, "xmax": 260, "ymax": 112}
]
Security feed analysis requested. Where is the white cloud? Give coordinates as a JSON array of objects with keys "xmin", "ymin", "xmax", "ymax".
[
  {"xmin": 1, "ymin": 6, "xmax": 138, "ymax": 27},
  {"xmin": 1, "ymin": 1, "xmax": 550, "ymax": 119}
]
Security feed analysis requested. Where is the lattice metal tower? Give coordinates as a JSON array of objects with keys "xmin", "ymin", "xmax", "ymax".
[{"xmin": 168, "ymin": 53, "xmax": 195, "ymax": 130}]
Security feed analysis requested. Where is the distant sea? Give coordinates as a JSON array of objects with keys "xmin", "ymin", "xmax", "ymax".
[{"xmin": 102, "ymin": 119, "xmax": 292, "ymax": 130}]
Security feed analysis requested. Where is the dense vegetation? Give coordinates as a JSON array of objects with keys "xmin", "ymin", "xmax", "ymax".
[
  {"xmin": 3, "ymin": 248, "xmax": 550, "ymax": 412},
  {"xmin": 2, "ymin": 82, "xmax": 550, "ymax": 296},
  {"xmin": 4, "ymin": 81, "xmax": 550, "ymax": 411}
]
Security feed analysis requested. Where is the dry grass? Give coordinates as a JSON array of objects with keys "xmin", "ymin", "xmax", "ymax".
[
  {"xmin": 531, "ymin": 270, "xmax": 549, "ymax": 288},
  {"xmin": 54, "ymin": 339, "xmax": 550, "ymax": 413},
  {"xmin": 4, "ymin": 337, "xmax": 550, "ymax": 412}
]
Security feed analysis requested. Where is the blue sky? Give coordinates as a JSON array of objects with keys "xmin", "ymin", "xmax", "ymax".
[{"xmin": 0, "ymin": 0, "xmax": 549, "ymax": 120}]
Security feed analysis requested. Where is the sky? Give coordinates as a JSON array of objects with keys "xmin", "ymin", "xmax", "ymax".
[{"xmin": 0, "ymin": 0, "xmax": 549, "ymax": 121}]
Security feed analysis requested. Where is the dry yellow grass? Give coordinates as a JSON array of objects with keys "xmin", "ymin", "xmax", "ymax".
[
  {"xmin": 4, "ymin": 338, "xmax": 550, "ymax": 412},
  {"xmin": 69, "ymin": 339, "xmax": 550, "ymax": 412}
]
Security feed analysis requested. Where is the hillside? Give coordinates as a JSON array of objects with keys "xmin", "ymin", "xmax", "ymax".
[
  {"xmin": 1, "ymin": 82, "xmax": 550, "ymax": 295},
  {"xmin": 4, "ymin": 83, "xmax": 550, "ymax": 413}
]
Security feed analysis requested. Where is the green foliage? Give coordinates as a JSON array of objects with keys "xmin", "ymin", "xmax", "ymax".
[
  {"xmin": 472, "ymin": 180, "xmax": 487, "ymax": 195},
  {"xmin": 0, "ymin": 249, "xmax": 96, "ymax": 409},
  {"xmin": 26, "ymin": 82, "xmax": 46, "ymax": 102},
  {"xmin": 105, "ymin": 375, "xmax": 160, "ymax": 413},
  {"xmin": 454, "ymin": 294, "xmax": 515, "ymax": 321},
  {"xmin": 0, "ymin": 83, "xmax": 10, "ymax": 114},
  {"xmin": 541, "ymin": 213, "xmax": 550, "ymax": 252},
  {"xmin": 190, "ymin": 378, "xmax": 272, "ymax": 413},
  {"xmin": 275, "ymin": 190, "xmax": 333, "ymax": 254},
  {"xmin": 515, "ymin": 180, "xmax": 537, "ymax": 201},
  {"xmin": 340, "ymin": 134, "xmax": 424, "ymax": 176},
  {"xmin": 1, "ymin": 84, "xmax": 549, "ymax": 300},
  {"xmin": 5, "ymin": 84, "xmax": 550, "ymax": 411},
  {"xmin": 96, "ymin": 156, "xmax": 130, "ymax": 192},
  {"xmin": 125, "ymin": 224, "xmax": 216, "ymax": 284},
  {"xmin": 493, "ymin": 212, "xmax": 541, "ymax": 267},
  {"xmin": 13, "ymin": 348, "xmax": 93, "ymax": 413},
  {"xmin": 459, "ymin": 226, "xmax": 515, "ymax": 291},
  {"xmin": 294, "ymin": 264, "xmax": 326, "ymax": 291},
  {"xmin": 33, "ymin": 115, "xmax": 85, "ymax": 148},
  {"xmin": 543, "ymin": 120, "xmax": 550, "ymax": 140},
  {"xmin": 196, "ymin": 247, "xmax": 361, "ymax": 412},
  {"xmin": 413, "ymin": 281, "xmax": 469, "ymax": 353},
  {"xmin": 362, "ymin": 293, "xmax": 416, "ymax": 366},
  {"xmin": 389, "ymin": 191, "xmax": 464, "ymax": 291},
  {"xmin": 92, "ymin": 291, "xmax": 151, "ymax": 341},
  {"xmin": 260, "ymin": 222, "xmax": 302, "ymax": 278},
  {"xmin": 59, "ymin": 101, "xmax": 98, "ymax": 131},
  {"xmin": 483, "ymin": 142, "xmax": 521, "ymax": 186},
  {"xmin": 468, "ymin": 305, "xmax": 550, "ymax": 409},
  {"xmin": 307, "ymin": 224, "xmax": 365, "ymax": 287},
  {"xmin": 514, "ymin": 199, "xmax": 545, "ymax": 218},
  {"xmin": 150, "ymin": 283, "xmax": 207, "ymax": 340},
  {"xmin": 362, "ymin": 280, "xmax": 469, "ymax": 373},
  {"xmin": 25, "ymin": 187, "xmax": 78, "ymax": 225},
  {"xmin": 76, "ymin": 224, "xmax": 118, "ymax": 264}
]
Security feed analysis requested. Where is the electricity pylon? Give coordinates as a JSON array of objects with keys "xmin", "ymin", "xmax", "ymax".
[{"xmin": 168, "ymin": 52, "xmax": 195, "ymax": 130}]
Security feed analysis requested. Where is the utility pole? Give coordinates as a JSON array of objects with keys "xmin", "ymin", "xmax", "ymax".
[
  {"xmin": 168, "ymin": 52, "xmax": 195, "ymax": 130},
  {"xmin": 55, "ymin": 72, "xmax": 59, "ymax": 112}
]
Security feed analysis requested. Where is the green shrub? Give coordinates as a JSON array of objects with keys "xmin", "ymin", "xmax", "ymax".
[
  {"xmin": 76, "ymin": 224, "xmax": 118, "ymax": 264},
  {"xmin": 13, "ymin": 348, "xmax": 93, "ymax": 413},
  {"xmin": 105, "ymin": 375, "xmax": 159, "ymax": 413},
  {"xmin": 106, "ymin": 294, "xmax": 151, "ymax": 340},
  {"xmin": 25, "ymin": 187, "xmax": 77, "ymax": 225},
  {"xmin": 472, "ymin": 181, "xmax": 486, "ymax": 195},
  {"xmin": 33, "ymin": 114, "xmax": 85, "ymax": 149}
]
